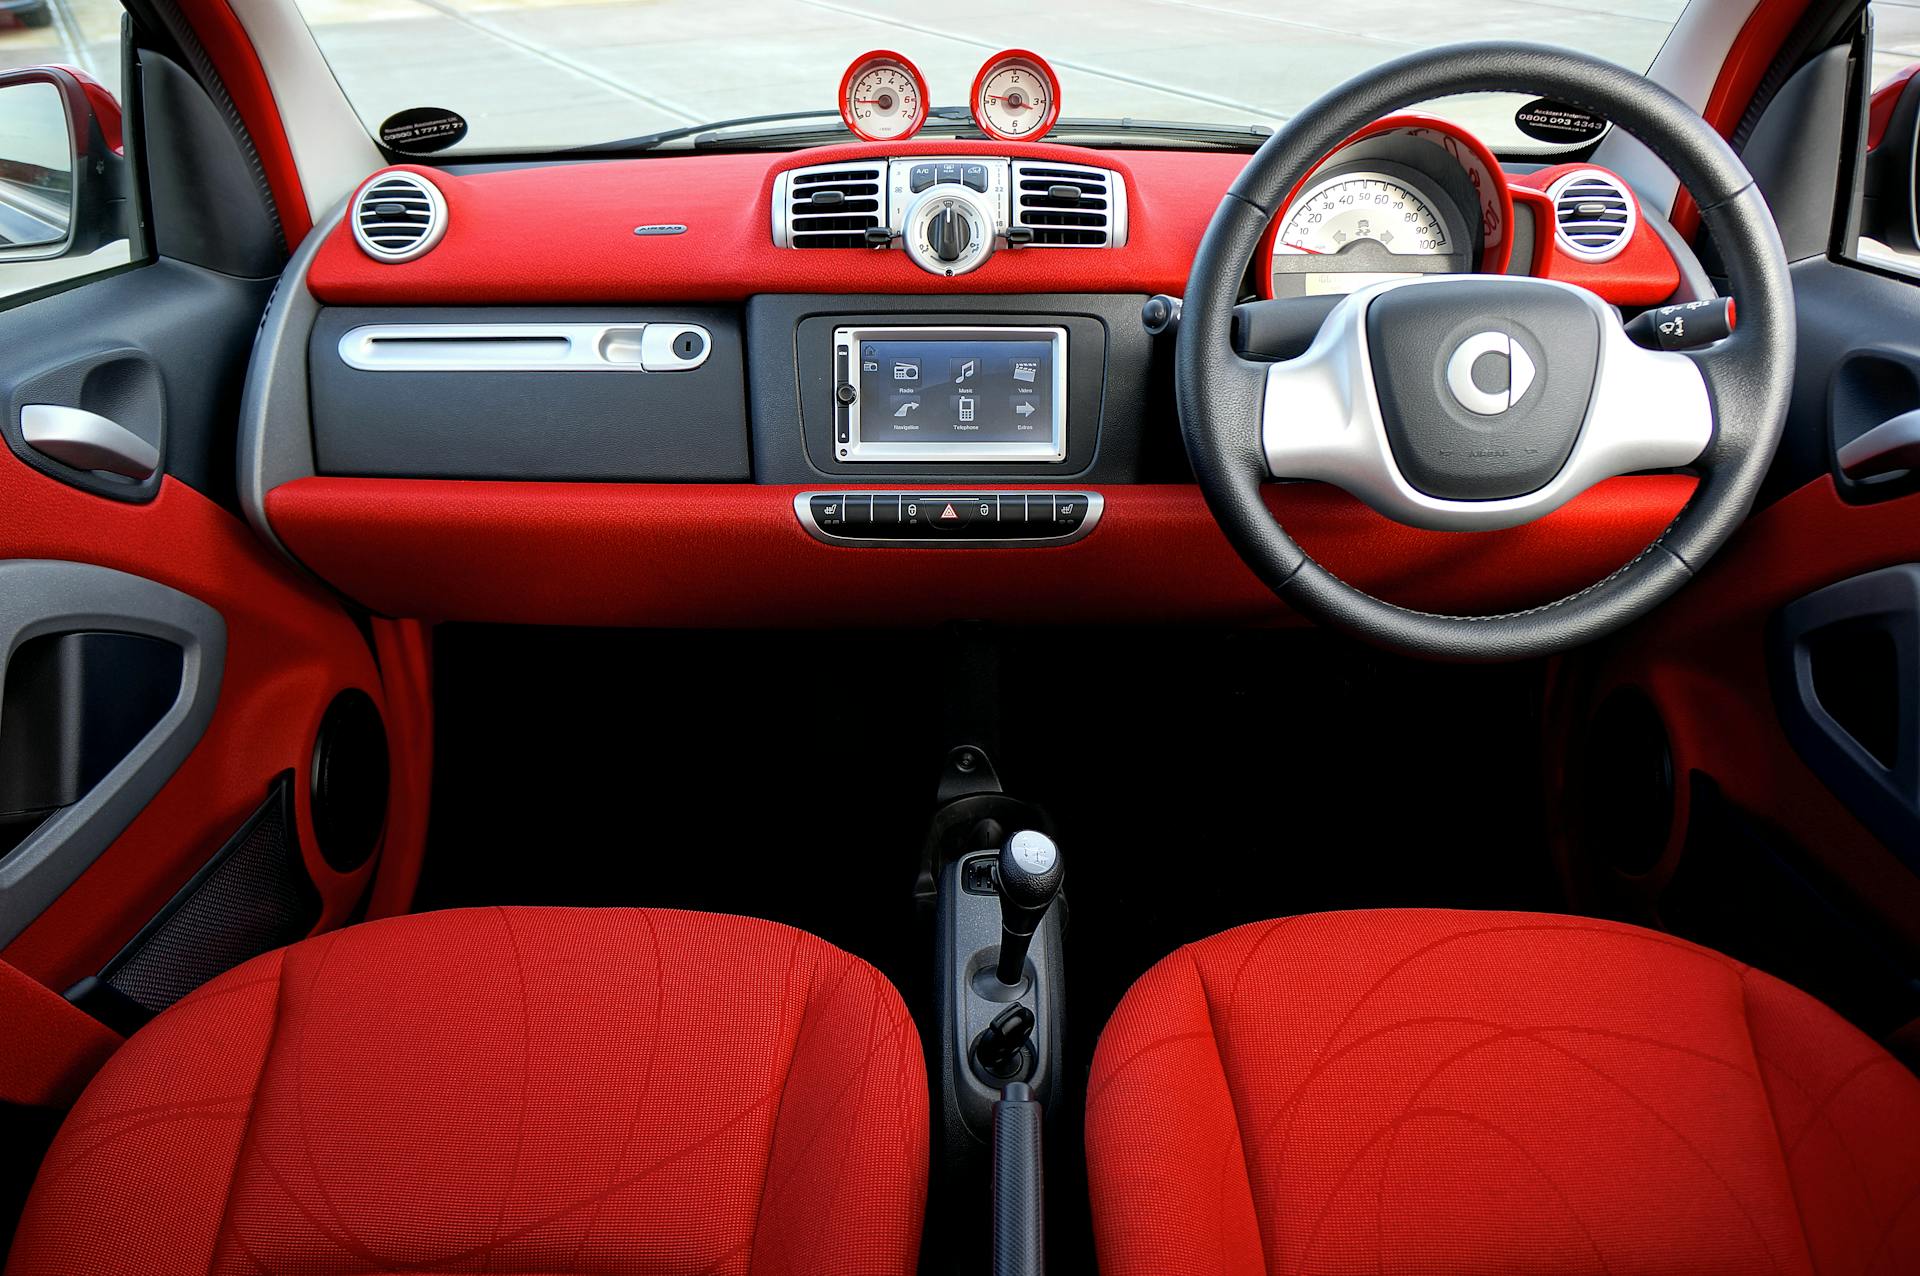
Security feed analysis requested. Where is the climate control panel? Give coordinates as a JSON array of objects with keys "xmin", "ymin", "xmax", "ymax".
[{"xmin": 795, "ymin": 491, "xmax": 1102, "ymax": 547}]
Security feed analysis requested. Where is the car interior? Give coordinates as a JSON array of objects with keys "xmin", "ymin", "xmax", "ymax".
[{"xmin": 1, "ymin": 0, "xmax": 1919, "ymax": 1272}]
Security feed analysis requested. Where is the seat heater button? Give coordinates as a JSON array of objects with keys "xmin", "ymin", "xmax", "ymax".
[
  {"xmin": 1054, "ymin": 495, "xmax": 1088, "ymax": 530},
  {"xmin": 810, "ymin": 495, "xmax": 847, "ymax": 529}
]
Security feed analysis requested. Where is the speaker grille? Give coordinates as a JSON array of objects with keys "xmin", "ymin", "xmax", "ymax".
[{"xmin": 103, "ymin": 774, "xmax": 319, "ymax": 1013}]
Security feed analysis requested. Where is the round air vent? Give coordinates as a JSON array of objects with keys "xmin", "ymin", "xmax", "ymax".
[
  {"xmin": 1547, "ymin": 168, "xmax": 1636, "ymax": 263},
  {"xmin": 351, "ymin": 171, "xmax": 448, "ymax": 263}
]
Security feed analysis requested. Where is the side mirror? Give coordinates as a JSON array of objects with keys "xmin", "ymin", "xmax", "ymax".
[
  {"xmin": 1863, "ymin": 63, "xmax": 1920, "ymax": 256},
  {"xmin": 0, "ymin": 66, "xmax": 125, "ymax": 264}
]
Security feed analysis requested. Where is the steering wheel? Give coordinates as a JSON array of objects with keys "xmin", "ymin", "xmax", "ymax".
[{"xmin": 1178, "ymin": 42, "xmax": 1794, "ymax": 660}]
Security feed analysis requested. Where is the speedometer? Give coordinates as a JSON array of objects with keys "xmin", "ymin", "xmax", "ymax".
[{"xmin": 1275, "ymin": 172, "xmax": 1453, "ymax": 259}]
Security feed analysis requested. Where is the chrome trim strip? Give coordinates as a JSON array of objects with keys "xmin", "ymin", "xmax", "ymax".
[
  {"xmin": 335, "ymin": 322, "xmax": 711, "ymax": 372},
  {"xmin": 793, "ymin": 492, "xmax": 1104, "ymax": 548}
]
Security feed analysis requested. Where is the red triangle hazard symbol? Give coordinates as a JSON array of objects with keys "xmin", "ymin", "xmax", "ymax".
[{"xmin": 940, "ymin": 503, "xmax": 959, "ymax": 520}]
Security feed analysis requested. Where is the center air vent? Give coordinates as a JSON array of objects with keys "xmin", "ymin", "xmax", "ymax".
[
  {"xmin": 775, "ymin": 162, "xmax": 886, "ymax": 248},
  {"xmin": 1548, "ymin": 169, "xmax": 1635, "ymax": 263},
  {"xmin": 351, "ymin": 172, "xmax": 448, "ymax": 263},
  {"xmin": 1011, "ymin": 161, "xmax": 1126, "ymax": 246}
]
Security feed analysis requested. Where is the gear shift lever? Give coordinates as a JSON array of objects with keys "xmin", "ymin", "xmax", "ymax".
[{"xmin": 995, "ymin": 830, "xmax": 1063, "ymax": 986}]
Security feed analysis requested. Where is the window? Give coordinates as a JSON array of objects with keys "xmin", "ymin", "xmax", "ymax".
[{"xmin": 0, "ymin": 6, "xmax": 135, "ymax": 303}]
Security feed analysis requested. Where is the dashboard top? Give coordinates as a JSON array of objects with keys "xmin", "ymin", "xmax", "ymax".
[{"xmin": 306, "ymin": 131, "xmax": 1681, "ymax": 309}]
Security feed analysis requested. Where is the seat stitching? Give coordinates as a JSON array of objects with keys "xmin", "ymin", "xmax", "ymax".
[
  {"xmin": 564, "ymin": 906, "xmax": 667, "ymax": 1272},
  {"xmin": 480, "ymin": 907, "xmax": 534, "ymax": 1273},
  {"xmin": 1085, "ymin": 1031, "xmax": 1214, "ymax": 1109},
  {"xmin": 1191, "ymin": 946, "xmax": 1272, "ymax": 1276},
  {"xmin": 742, "ymin": 932, "xmax": 817, "ymax": 1276},
  {"xmin": 1739, "ymin": 967, "xmax": 1826, "ymax": 1276},
  {"xmin": 208, "ymin": 951, "xmax": 293, "ymax": 1276},
  {"xmin": 1262, "ymin": 922, "xmax": 1736, "ymax": 1169},
  {"xmin": 1293, "ymin": 1106, "xmax": 1616, "ymax": 1276}
]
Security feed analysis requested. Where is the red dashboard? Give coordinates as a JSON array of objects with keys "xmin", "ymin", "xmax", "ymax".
[{"xmin": 275, "ymin": 125, "xmax": 1695, "ymax": 629}]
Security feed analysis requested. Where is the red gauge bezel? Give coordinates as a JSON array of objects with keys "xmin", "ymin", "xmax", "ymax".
[
  {"xmin": 1255, "ymin": 111, "xmax": 1516, "ymax": 298},
  {"xmin": 969, "ymin": 48, "xmax": 1062, "ymax": 142},
  {"xmin": 838, "ymin": 49, "xmax": 930, "ymax": 142}
]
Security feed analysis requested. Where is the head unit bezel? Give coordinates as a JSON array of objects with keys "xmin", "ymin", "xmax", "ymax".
[{"xmin": 833, "ymin": 324, "xmax": 1068, "ymax": 463}]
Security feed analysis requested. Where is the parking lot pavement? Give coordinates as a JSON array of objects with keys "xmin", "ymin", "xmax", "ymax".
[
  {"xmin": 283, "ymin": 0, "xmax": 1684, "ymax": 150},
  {"xmin": 12, "ymin": 0, "xmax": 1920, "ymax": 156}
]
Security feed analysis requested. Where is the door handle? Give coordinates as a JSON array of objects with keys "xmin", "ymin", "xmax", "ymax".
[
  {"xmin": 1837, "ymin": 408, "xmax": 1920, "ymax": 480},
  {"xmin": 20, "ymin": 404, "xmax": 160, "ymax": 481}
]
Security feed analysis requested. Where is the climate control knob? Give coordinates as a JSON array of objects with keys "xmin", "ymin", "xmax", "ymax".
[{"xmin": 903, "ymin": 186, "xmax": 997, "ymax": 277}]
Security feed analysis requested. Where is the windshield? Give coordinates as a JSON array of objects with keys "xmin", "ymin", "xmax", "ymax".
[{"xmin": 292, "ymin": 0, "xmax": 1688, "ymax": 155}]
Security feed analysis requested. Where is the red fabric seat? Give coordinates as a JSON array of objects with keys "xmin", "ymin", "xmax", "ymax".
[
  {"xmin": 1086, "ymin": 909, "xmax": 1920, "ymax": 1276},
  {"xmin": 6, "ymin": 907, "xmax": 928, "ymax": 1276}
]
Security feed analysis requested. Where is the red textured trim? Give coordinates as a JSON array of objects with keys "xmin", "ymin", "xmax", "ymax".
[
  {"xmin": 263, "ymin": 477, "xmax": 1695, "ymax": 628},
  {"xmin": 1256, "ymin": 112, "xmax": 1514, "ymax": 295},
  {"xmin": 0, "ymin": 957, "xmax": 118, "ymax": 1107},
  {"xmin": 364, "ymin": 620, "xmax": 433, "ymax": 920},
  {"xmin": 970, "ymin": 49, "xmax": 1062, "ymax": 142},
  {"xmin": 1869, "ymin": 62, "xmax": 1920, "ymax": 150},
  {"xmin": 307, "ymin": 144, "xmax": 1248, "ymax": 303},
  {"xmin": 1551, "ymin": 477, "xmax": 1920, "ymax": 954},
  {"xmin": 173, "ymin": 0, "xmax": 310, "ymax": 245},
  {"xmin": 1670, "ymin": 0, "xmax": 1816, "ymax": 239},
  {"xmin": 839, "ymin": 50, "xmax": 929, "ymax": 142},
  {"xmin": 1511, "ymin": 166, "xmax": 1680, "ymax": 307},
  {"xmin": 0, "ymin": 458, "xmax": 384, "ymax": 990}
]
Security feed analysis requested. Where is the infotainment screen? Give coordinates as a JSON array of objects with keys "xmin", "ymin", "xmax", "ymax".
[{"xmin": 833, "ymin": 325, "xmax": 1067, "ymax": 462}]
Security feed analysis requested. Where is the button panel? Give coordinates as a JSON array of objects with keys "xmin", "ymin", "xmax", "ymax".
[{"xmin": 797, "ymin": 492, "xmax": 1103, "ymax": 547}]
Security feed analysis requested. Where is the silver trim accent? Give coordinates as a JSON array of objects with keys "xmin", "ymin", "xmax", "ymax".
[
  {"xmin": 834, "ymin": 325, "xmax": 1068, "ymax": 463},
  {"xmin": 351, "ymin": 171, "xmax": 448, "ymax": 263},
  {"xmin": 1547, "ymin": 168, "xmax": 1637, "ymax": 264},
  {"xmin": 774, "ymin": 156, "xmax": 1125, "ymax": 250},
  {"xmin": 336, "ymin": 322, "xmax": 709, "ymax": 372},
  {"xmin": 773, "ymin": 159, "xmax": 888, "ymax": 247},
  {"xmin": 20, "ymin": 405, "xmax": 159, "ymax": 479},
  {"xmin": 793, "ymin": 492, "xmax": 1104, "ymax": 548},
  {"xmin": 1838, "ymin": 409, "xmax": 1920, "ymax": 480},
  {"xmin": 239, "ymin": 199, "xmax": 344, "ymax": 561},
  {"xmin": 902, "ymin": 186, "xmax": 998, "ymax": 277},
  {"xmin": 0, "ymin": 560, "xmax": 225, "ymax": 948},
  {"xmin": 1260, "ymin": 274, "xmax": 1712, "ymax": 532},
  {"xmin": 1443, "ymin": 332, "xmax": 1535, "ymax": 416},
  {"xmin": 1008, "ymin": 159, "xmax": 1126, "ymax": 247}
]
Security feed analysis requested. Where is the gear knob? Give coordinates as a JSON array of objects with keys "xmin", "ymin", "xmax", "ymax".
[{"xmin": 995, "ymin": 830, "xmax": 1062, "ymax": 985}]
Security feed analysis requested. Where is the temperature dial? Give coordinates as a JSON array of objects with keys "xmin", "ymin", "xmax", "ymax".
[
  {"xmin": 971, "ymin": 49, "xmax": 1061, "ymax": 142},
  {"xmin": 839, "ymin": 50, "xmax": 929, "ymax": 142},
  {"xmin": 903, "ymin": 186, "xmax": 997, "ymax": 276}
]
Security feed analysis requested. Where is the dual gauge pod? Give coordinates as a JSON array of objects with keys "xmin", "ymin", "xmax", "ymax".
[{"xmin": 838, "ymin": 48, "xmax": 1062, "ymax": 143}]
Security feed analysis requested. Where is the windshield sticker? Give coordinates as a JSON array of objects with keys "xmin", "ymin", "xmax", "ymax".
[
  {"xmin": 379, "ymin": 108, "xmax": 470, "ymax": 154},
  {"xmin": 1513, "ymin": 100, "xmax": 1608, "ymax": 145}
]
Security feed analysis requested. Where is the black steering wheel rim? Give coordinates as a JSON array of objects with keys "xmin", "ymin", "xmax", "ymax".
[{"xmin": 1176, "ymin": 40, "xmax": 1795, "ymax": 661}]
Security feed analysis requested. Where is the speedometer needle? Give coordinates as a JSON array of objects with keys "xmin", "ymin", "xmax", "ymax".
[{"xmin": 1283, "ymin": 241, "xmax": 1326, "ymax": 254}]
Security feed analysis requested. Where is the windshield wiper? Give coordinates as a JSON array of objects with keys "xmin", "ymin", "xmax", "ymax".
[{"xmin": 574, "ymin": 109, "xmax": 1271, "ymax": 155}]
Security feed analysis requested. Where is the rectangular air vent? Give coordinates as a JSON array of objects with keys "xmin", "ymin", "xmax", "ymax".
[
  {"xmin": 775, "ymin": 162, "xmax": 886, "ymax": 248},
  {"xmin": 1010, "ymin": 161, "xmax": 1126, "ymax": 247}
]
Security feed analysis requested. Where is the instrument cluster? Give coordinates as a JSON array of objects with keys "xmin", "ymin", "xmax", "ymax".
[
  {"xmin": 838, "ymin": 48, "xmax": 1065, "ymax": 144},
  {"xmin": 1258, "ymin": 114, "xmax": 1516, "ymax": 299}
]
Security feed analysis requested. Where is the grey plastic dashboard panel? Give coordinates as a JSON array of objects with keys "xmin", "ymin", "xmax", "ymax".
[
  {"xmin": 0, "ymin": 561, "xmax": 226, "ymax": 948},
  {"xmin": 238, "ymin": 200, "xmax": 343, "ymax": 560}
]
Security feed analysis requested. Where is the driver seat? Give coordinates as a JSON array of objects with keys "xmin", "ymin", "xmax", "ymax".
[{"xmin": 1086, "ymin": 909, "xmax": 1920, "ymax": 1276}]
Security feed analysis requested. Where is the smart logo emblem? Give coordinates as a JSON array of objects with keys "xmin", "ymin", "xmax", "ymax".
[{"xmin": 1444, "ymin": 331, "xmax": 1537, "ymax": 416}]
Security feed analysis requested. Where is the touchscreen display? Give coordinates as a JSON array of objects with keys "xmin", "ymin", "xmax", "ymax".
[{"xmin": 855, "ymin": 337, "xmax": 1056, "ymax": 445}]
